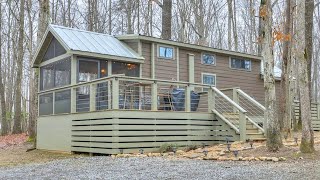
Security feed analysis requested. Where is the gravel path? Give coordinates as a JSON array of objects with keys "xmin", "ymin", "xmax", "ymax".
[{"xmin": 0, "ymin": 157, "xmax": 319, "ymax": 180}]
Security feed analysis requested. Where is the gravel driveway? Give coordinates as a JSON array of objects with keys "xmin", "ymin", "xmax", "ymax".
[{"xmin": 0, "ymin": 157, "xmax": 319, "ymax": 180}]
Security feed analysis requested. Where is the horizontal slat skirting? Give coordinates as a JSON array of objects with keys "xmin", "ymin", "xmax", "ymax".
[
  {"xmin": 72, "ymin": 125, "xmax": 218, "ymax": 131},
  {"xmin": 72, "ymin": 119, "xmax": 218, "ymax": 126},
  {"xmin": 71, "ymin": 135, "xmax": 234, "ymax": 143},
  {"xmin": 71, "ymin": 140, "xmax": 228, "ymax": 149},
  {"xmin": 71, "ymin": 129, "xmax": 230, "ymax": 136}
]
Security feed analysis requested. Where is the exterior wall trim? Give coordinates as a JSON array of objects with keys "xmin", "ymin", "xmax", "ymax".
[{"xmin": 117, "ymin": 35, "xmax": 262, "ymax": 61}]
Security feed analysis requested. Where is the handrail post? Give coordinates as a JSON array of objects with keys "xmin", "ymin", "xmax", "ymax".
[
  {"xmin": 233, "ymin": 88, "xmax": 239, "ymax": 113},
  {"xmin": 112, "ymin": 78, "xmax": 119, "ymax": 109},
  {"xmin": 185, "ymin": 85, "xmax": 191, "ymax": 112},
  {"xmin": 239, "ymin": 112, "xmax": 246, "ymax": 141},
  {"xmin": 318, "ymin": 103, "xmax": 320, "ymax": 120},
  {"xmin": 52, "ymin": 91, "xmax": 55, "ymax": 115},
  {"xmin": 151, "ymin": 81, "xmax": 158, "ymax": 111},
  {"xmin": 90, "ymin": 83, "xmax": 97, "ymax": 111},
  {"xmin": 208, "ymin": 87, "xmax": 215, "ymax": 112},
  {"xmin": 71, "ymin": 88, "xmax": 76, "ymax": 113}
]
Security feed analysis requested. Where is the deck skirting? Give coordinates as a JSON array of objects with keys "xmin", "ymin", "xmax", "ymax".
[{"xmin": 37, "ymin": 110, "xmax": 239, "ymax": 154}]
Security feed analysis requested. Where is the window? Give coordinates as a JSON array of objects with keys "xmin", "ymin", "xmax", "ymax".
[
  {"xmin": 202, "ymin": 53, "xmax": 216, "ymax": 65},
  {"xmin": 40, "ymin": 58, "xmax": 71, "ymax": 91},
  {"xmin": 158, "ymin": 46, "xmax": 173, "ymax": 59},
  {"xmin": 202, "ymin": 73, "xmax": 216, "ymax": 86},
  {"xmin": 43, "ymin": 37, "xmax": 66, "ymax": 61},
  {"xmin": 78, "ymin": 60, "xmax": 99, "ymax": 83},
  {"xmin": 230, "ymin": 58, "xmax": 251, "ymax": 71},
  {"xmin": 112, "ymin": 62, "xmax": 140, "ymax": 77}
]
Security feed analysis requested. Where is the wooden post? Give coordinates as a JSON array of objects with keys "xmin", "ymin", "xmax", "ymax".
[
  {"xmin": 185, "ymin": 85, "xmax": 191, "ymax": 112},
  {"xmin": 208, "ymin": 87, "xmax": 214, "ymax": 112},
  {"xmin": 151, "ymin": 43, "xmax": 155, "ymax": 79},
  {"xmin": 90, "ymin": 84, "xmax": 97, "ymax": 111},
  {"xmin": 71, "ymin": 55, "xmax": 77, "ymax": 85},
  {"xmin": 318, "ymin": 103, "xmax": 320, "ymax": 120},
  {"xmin": 151, "ymin": 82, "xmax": 158, "ymax": 111},
  {"xmin": 188, "ymin": 54, "xmax": 195, "ymax": 84},
  {"xmin": 239, "ymin": 112, "xmax": 246, "ymax": 141},
  {"xmin": 112, "ymin": 78, "xmax": 119, "ymax": 109},
  {"xmin": 52, "ymin": 92, "xmax": 55, "ymax": 115},
  {"xmin": 71, "ymin": 88, "xmax": 77, "ymax": 113},
  {"xmin": 233, "ymin": 88, "xmax": 239, "ymax": 113}
]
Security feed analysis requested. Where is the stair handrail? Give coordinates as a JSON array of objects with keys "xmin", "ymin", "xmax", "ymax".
[
  {"xmin": 212, "ymin": 87, "xmax": 247, "ymax": 113},
  {"xmin": 211, "ymin": 87, "xmax": 247, "ymax": 141},
  {"xmin": 212, "ymin": 109, "xmax": 240, "ymax": 134},
  {"xmin": 236, "ymin": 88, "xmax": 266, "ymax": 111},
  {"xmin": 246, "ymin": 116, "xmax": 265, "ymax": 133}
]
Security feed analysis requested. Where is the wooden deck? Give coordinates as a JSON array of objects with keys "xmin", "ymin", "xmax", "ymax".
[{"xmin": 37, "ymin": 76, "xmax": 267, "ymax": 154}]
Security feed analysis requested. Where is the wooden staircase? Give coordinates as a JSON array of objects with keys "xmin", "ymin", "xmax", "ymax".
[{"xmin": 223, "ymin": 113, "xmax": 265, "ymax": 141}]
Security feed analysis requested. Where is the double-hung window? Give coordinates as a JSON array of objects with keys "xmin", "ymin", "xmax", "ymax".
[
  {"xmin": 230, "ymin": 58, "xmax": 251, "ymax": 71},
  {"xmin": 202, "ymin": 73, "xmax": 216, "ymax": 91},
  {"xmin": 202, "ymin": 53, "xmax": 216, "ymax": 65},
  {"xmin": 158, "ymin": 46, "xmax": 173, "ymax": 59}
]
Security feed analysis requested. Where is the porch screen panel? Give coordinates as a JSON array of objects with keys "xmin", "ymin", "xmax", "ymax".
[
  {"xmin": 112, "ymin": 62, "xmax": 140, "ymax": 77},
  {"xmin": 40, "ymin": 57, "xmax": 71, "ymax": 91},
  {"xmin": 54, "ymin": 90, "xmax": 71, "ymax": 114},
  {"xmin": 39, "ymin": 93, "xmax": 53, "ymax": 115}
]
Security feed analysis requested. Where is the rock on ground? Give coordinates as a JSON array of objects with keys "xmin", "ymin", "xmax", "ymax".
[{"xmin": 0, "ymin": 157, "xmax": 319, "ymax": 180}]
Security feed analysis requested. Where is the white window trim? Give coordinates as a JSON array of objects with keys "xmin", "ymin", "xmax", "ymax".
[
  {"xmin": 201, "ymin": 52, "xmax": 216, "ymax": 66},
  {"xmin": 229, "ymin": 57, "xmax": 252, "ymax": 71},
  {"xmin": 157, "ymin": 44, "xmax": 175, "ymax": 60},
  {"xmin": 201, "ymin": 72, "xmax": 216, "ymax": 88}
]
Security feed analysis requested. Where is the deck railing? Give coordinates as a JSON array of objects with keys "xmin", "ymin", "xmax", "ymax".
[
  {"xmin": 220, "ymin": 87, "xmax": 265, "ymax": 133},
  {"xmin": 211, "ymin": 87, "xmax": 247, "ymax": 141},
  {"xmin": 38, "ymin": 75, "xmax": 213, "ymax": 116}
]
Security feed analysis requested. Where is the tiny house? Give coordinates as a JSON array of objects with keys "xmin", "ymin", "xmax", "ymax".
[{"xmin": 33, "ymin": 25, "xmax": 273, "ymax": 154}]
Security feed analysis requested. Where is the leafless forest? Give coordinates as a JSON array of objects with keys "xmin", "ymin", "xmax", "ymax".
[{"xmin": 0, "ymin": 0, "xmax": 319, "ymax": 152}]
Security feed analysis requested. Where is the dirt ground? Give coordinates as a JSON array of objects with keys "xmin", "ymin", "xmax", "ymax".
[
  {"xmin": 0, "ymin": 140, "xmax": 83, "ymax": 167},
  {"xmin": 1, "ymin": 132, "xmax": 320, "ymax": 167}
]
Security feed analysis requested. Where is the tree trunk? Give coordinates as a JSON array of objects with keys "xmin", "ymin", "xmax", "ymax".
[
  {"xmin": 161, "ymin": 0, "xmax": 172, "ymax": 40},
  {"xmin": 227, "ymin": 0, "xmax": 232, "ymax": 50},
  {"xmin": 38, "ymin": 0, "xmax": 50, "ymax": 42},
  {"xmin": 297, "ymin": 0, "xmax": 315, "ymax": 153},
  {"xmin": 260, "ymin": 0, "xmax": 282, "ymax": 151},
  {"xmin": 12, "ymin": 0, "xmax": 25, "ymax": 134},
  {"xmin": 0, "ymin": 3, "xmax": 9, "ymax": 135},
  {"xmin": 305, "ymin": 0, "xmax": 314, "ymax": 100},
  {"xmin": 279, "ymin": 0, "xmax": 292, "ymax": 136}
]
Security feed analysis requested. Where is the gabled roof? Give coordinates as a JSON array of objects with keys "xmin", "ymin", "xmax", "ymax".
[{"xmin": 32, "ymin": 25, "xmax": 144, "ymax": 67}]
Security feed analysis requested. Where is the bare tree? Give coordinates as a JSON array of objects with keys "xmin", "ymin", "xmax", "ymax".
[
  {"xmin": 305, "ymin": 0, "xmax": 314, "ymax": 99},
  {"xmin": 0, "ymin": 2, "xmax": 9, "ymax": 135},
  {"xmin": 12, "ymin": 0, "xmax": 25, "ymax": 134},
  {"xmin": 260, "ymin": 0, "xmax": 282, "ymax": 151},
  {"xmin": 154, "ymin": 0, "xmax": 172, "ymax": 39},
  {"xmin": 279, "ymin": 0, "xmax": 292, "ymax": 137},
  {"xmin": 297, "ymin": 0, "xmax": 315, "ymax": 153}
]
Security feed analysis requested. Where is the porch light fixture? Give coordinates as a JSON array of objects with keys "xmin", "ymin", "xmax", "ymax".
[
  {"xmin": 139, "ymin": 149, "xmax": 144, "ymax": 154},
  {"xmin": 203, "ymin": 149, "xmax": 208, "ymax": 156},
  {"xmin": 233, "ymin": 150, "xmax": 239, "ymax": 158}
]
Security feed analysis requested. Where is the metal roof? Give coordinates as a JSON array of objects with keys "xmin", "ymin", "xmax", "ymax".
[{"xmin": 49, "ymin": 24, "xmax": 143, "ymax": 60}]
